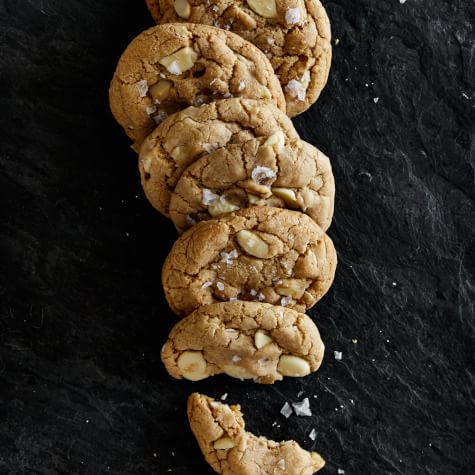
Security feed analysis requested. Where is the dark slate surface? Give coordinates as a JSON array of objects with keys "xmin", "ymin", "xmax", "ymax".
[{"xmin": 1, "ymin": 0, "xmax": 474, "ymax": 473}]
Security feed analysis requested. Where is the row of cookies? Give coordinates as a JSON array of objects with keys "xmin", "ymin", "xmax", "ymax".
[{"xmin": 109, "ymin": 2, "xmax": 333, "ymax": 472}]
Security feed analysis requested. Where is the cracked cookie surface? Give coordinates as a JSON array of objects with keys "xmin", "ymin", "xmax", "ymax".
[
  {"xmin": 146, "ymin": 0, "xmax": 332, "ymax": 116},
  {"xmin": 162, "ymin": 207, "xmax": 337, "ymax": 317},
  {"xmin": 188, "ymin": 393, "xmax": 325, "ymax": 474},
  {"xmin": 139, "ymin": 98, "xmax": 334, "ymax": 225},
  {"xmin": 109, "ymin": 23, "xmax": 285, "ymax": 146},
  {"xmin": 169, "ymin": 133, "xmax": 334, "ymax": 233},
  {"xmin": 161, "ymin": 301, "xmax": 325, "ymax": 383}
]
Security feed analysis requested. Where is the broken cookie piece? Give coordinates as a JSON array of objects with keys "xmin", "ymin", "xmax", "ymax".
[
  {"xmin": 187, "ymin": 393, "xmax": 325, "ymax": 474},
  {"xmin": 161, "ymin": 301, "xmax": 325, "ymax": 383},
  {"xmin": 109, "ymin": 23, "xmax": 285, "ymax": 147},
  {"xmin": 162, "ymin": 206, "xmax": 337, "ymax": 317}
]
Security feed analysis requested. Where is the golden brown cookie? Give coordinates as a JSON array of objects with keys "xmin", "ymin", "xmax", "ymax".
[
  {"xmin": 109, "ymin": 23, "xmax": 286, "ymax": 146},
  {"xmin": 169, "ymin": 137, "xmax": 334, "ymax": 233},
  {"xmin": 162, "ymin": 207, "xmax": 337, "ymax": 317},
  {"xmin": 161, "ymin": 301, "xmax": 325, "ymax": 383},
  {"xmin": 145, "ymin": 0, "xmax": 332, "ymax": 116},
  {"xmin": 139, "ymin": 98, "xmax": 334, "ymax": 226},
  {"xmin": 188, "ymin": 393, "xmax": 325, "ymax": 474}
]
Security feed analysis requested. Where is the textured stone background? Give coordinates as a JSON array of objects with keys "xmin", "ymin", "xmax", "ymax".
[{"xmin": 0, "ymin": 0, "xmax": 474, "ymax": 474}]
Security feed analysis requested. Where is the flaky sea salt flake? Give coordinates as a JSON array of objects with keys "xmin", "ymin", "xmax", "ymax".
[
  {"xmin": 280, "ymin": 296, "xmax": 292, "ymax": 307},
  {"xmin": 285, "ymin": 8, "xmax": 301, "ymax": 25},
  {"xmin": 280, "ymin": 402, "xmax": 293, "ymax": 418},
  {"xmin": 153, "ymin": 111, "xmax": 168, "ymax": 125},
  {"xmin": 334, "ymin": 351, "xmax": 343, "ymax": 360},
  {"xmin": 309, "ymin": 428, "xmax": 317, "ymax": 440},
  {"xmin": 167, "ymin": 61, "xmax": 181, "ymax": 75},
  {"xmin": 202, "ymin": 188, "xmax": 220, "ymax": 205},
  {"xmin": 136, "ymin": 80, "xmax": 149, "ymax": 97},
  {"xmin": 292, "ymin": 398, "xmax": 312, "ymax": 417},
  {"xmin": 221, "ymin": 249, "xmax": 239, "ymax": 265},
  {"xmin": 251, "ymin": 166, "xmax": 276, "ymax": 183}
]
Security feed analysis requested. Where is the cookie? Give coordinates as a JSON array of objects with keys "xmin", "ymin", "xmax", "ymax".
[
  {"xmin": 188, "ymin": 393, "xmax": 325, "ymax": 474},
  {"xmin": 169, "ymin": 136, "xmax": 334, "ymax": 233},
  {"xmin": 145, "ymin": 0, "xmax": 332, "ymax": 116},
  {"xmin": 109, "ymin": 23, "xmax": 286, "ymax": 146},
  {"xmin": 162, "ymin": 207, "xmax": 337, "ymax": 317},
  {"xmin": 161, "ymin": 301, "xmax": 324, "ymax": 383},
  {"xmin": 139, "ymin": 98, "xmax": 334, "ymax": 225}
]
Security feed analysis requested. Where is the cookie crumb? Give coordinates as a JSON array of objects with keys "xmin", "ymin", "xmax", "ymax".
[
  {"xmin": 309, "ymin": 428, "xmax": 317, "ymax": 440},
  {"xmin": 221, "ymin": 249, "xmax": 239, "ymax": 265},
  {"xmin": 285, "ymin": 8, "xmax": 301, "ymax": 25},
  {"xmin": 334, "ymin": 351, "xmax": 343, "ymax": 360},
  {"xmin": 136, "ymin": 80, "xmax": 148, "ymax": 97},
  {"xmin": 280, "ymin": 402, "xmax": 292, "ymax": 418},
  {"xmin": 292, "ymin": 398, "xmax": 312, "ymax": 417}
]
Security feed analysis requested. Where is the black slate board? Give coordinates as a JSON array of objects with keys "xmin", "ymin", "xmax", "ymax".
[{"xmin": 1, "ymin": 0, "xmax": 474, "ymax": 474}]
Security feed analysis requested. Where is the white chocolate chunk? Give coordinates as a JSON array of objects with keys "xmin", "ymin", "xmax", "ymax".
[
  {"xmin": 275, "ymin": 279, "xmax": 309, "ymax": 299},
  {"xmin": 208, "ymin": 198, "xmax": 240, "ymax": 217},
  {"xmin": 222, "ymin": 364, "xmax": 254, "ymax": 380},
  {"xmin": 246, "ymin": 0, "xmax": 277, "ymax": 18},
  {"xmin": 173, "ymin": 0, "xmax": 191, "ymax": 18},
  {"xmin": 272, "ymin": 187, "xmax": 300, "ymax": 207},
  {"xmin": 213, "ymin": 437, "xmax": 235, "ymax": 449},
  {"xmin": 149, "ymin": 80, "xmax": 173, "ymax": 101},
  {"xmin": 177, "ymin": 351, "xmax": 209, "ymax": 381},
  {"xmin": 278, "ymin": 355, "xmax": 311, "ymax": 377},
  {"xmin": 264, "ymin": 130, "xmax": 285, "ymax": 153},
  {"xmin": 254, "ymin": 329, "xmax": 273, "ymax": 349},
  {"xmin": 236, "ymin": 230, "xmax": 270, "ymax": 258},
  {"xmin": 159, "ymin": 47, "xmax": 198, "ymax": 74}
]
